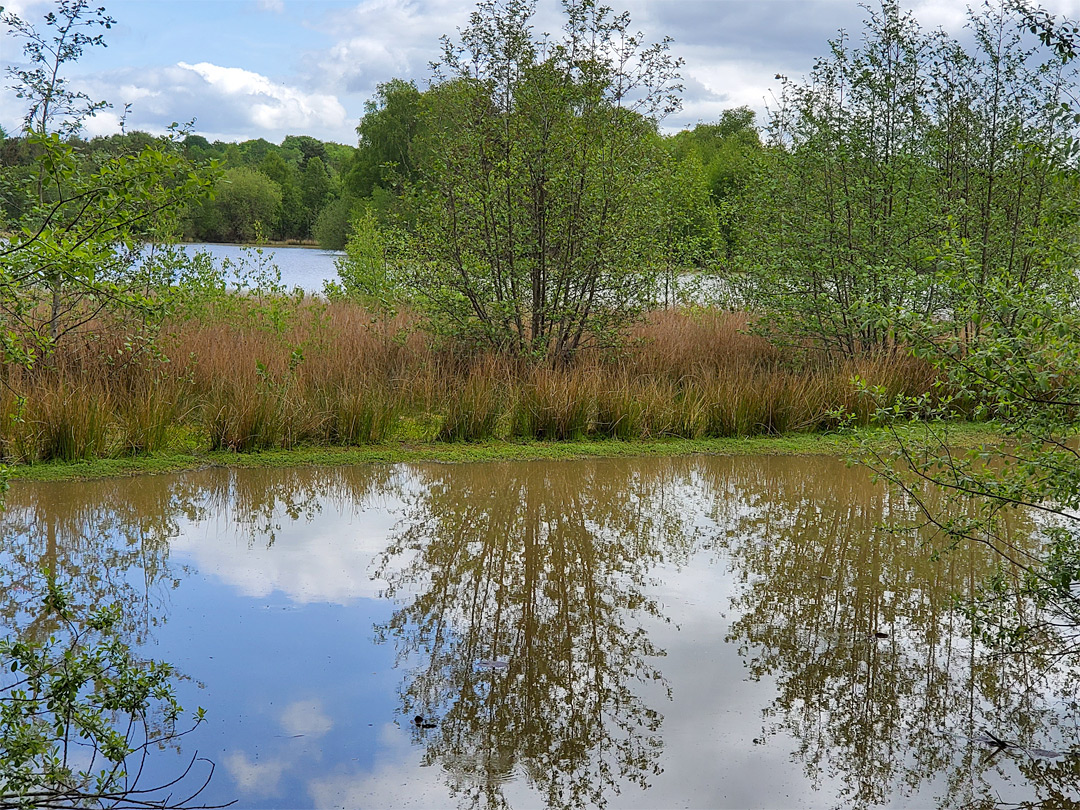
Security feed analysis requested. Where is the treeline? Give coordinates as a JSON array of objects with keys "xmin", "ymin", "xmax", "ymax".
[
  {"xmin": 0, "ymin": 130, "xmax": 360, "ymax": 246},
  {"xmin": 0, "ymin": 100, "xmax": 762, "ymax": 256}
]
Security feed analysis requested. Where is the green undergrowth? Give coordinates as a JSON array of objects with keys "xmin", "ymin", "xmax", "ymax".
[{"xmin": 6, "ymin": 421, "xmax": 1003, "ymax": 482}]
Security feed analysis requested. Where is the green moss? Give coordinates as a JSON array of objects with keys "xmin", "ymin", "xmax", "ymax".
[{"xmin": 6, "ymin": 421, "xmax": 1003, "ymax": 482}]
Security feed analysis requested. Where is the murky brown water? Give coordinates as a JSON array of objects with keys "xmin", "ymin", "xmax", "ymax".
[{"xmin": 1, "ymin": 455, "xmax": 1077, "ymax": 808}]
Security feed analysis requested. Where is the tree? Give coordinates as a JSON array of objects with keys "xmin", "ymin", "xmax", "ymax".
[
  {"xmin": 857, "ymin": 1, "xmax": 1080, "ymax": 650},
  {"xmin": 326, "ymin": 206, "xmax": 399, "ymax": 309},
  {"xmin": 399, "ymin": 0, "xmax": 683, "ymax": 360},
  {"xmin": 737, "ymin": 0, "xmax": 1077, "ymax": 360},
  {"xmin": 1, "ymin": 0, "xmax": 214, "ymax": 361},
  {"xmin": 3, "ymin": 0, "xmax": 113, "ymax": 139},
  {"xmin": 299, "ymin": 155, "xmax": 330, "ymax": 236},
  {"xmin": 345, "ymin": 79, "xmax": 424, "ymax": 198},
  {"xmin": 313, "ymin": 195, "xmax": 360, "ymax": 250},
  {"xmin": 189, "ymin": 167, "xmax": 281, "ymax": 243},
  {"xmin": 258, "ymin": 151, "xmax": 304, "ymax": 241},
  {"xmin": 668, "ymin": 108, "xmax": 762, "ymax": 262}
]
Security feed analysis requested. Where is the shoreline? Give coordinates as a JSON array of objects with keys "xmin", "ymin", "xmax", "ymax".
[{"xmin": 5, "ymin": 421, "xmax": 1001, "ymax": 482}]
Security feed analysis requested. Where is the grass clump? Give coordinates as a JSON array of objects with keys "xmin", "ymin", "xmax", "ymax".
[{"xmin": 0, "ymin": 297, "xmax": 946, "ymax": 462}]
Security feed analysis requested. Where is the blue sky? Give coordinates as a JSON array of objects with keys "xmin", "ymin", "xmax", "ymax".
[{"xmin": 2, "ymin": 0, "xmax": 1078, "ymax": 145}]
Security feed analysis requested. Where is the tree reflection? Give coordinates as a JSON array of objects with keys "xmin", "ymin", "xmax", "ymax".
[
  {"xmin": 707, "ymin": 455, "xmax": 1080, "ymax": 809},
  {"xmin": 0, "ymin": 476, "xmax": 186, "ymax": 640},
  {"xmin": 374, "ymin": 458, "xmax": 704, "ymax": 810},
  {"xmin": 0, "ymin": 465, "xmax": 396, "ymax": 640}
]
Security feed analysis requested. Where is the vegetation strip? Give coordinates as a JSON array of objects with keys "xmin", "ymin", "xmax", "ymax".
[{"xmin": 6, "ymin": 422, "xmax": 1003, "ymax": 482}]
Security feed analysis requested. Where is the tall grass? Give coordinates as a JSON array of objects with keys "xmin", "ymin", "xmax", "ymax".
[{"xmin": 0, "ymin": 298, "xmax": 942, "ymax": 460}]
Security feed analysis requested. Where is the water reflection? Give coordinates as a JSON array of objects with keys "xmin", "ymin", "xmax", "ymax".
[
  {"xmin": 375, "ymin": 459, "xmax": 706, "ymax": 809},
  {"xmin": 0, "ymin": 456, "xmax": 1078, "ymax": 808},
  {"xmin": 0, "ymin": 475, "xmax": 183, "ymax": 640},
  {"xmin": 709, "ymin": 457, "xmax": 1080, "ymax": 809}
]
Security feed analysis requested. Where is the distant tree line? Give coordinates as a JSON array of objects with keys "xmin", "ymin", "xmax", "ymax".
[{"xmin": 0, "ymin": 86, "xmax": 762, "ymax": 258}]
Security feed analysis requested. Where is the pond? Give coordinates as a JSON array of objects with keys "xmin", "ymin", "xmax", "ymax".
[{"xmin": 1, "ymin": 455, "xmax": 1078, "ymax": 809}]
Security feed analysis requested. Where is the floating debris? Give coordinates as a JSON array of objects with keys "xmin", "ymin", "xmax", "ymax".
[
  {"xmin": 475, "ymin": 659, "xmax": 509, "ymax": 670},
  {"xmin": 874, "ymin": 631, "xmax": 889, "ymax": 639},
  {"xmin": 413, "ymin": 715, "xmax": 438, "ymax": 730}
]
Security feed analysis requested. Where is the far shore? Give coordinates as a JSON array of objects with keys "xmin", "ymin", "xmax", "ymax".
[{"xmin": 178, "ymin": 239, "xmax": 332, "ymax": 250}]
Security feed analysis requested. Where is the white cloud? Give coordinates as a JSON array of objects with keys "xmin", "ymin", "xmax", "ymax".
[
  {"xmin": 171, "ymin": 503, "xmax": 400, "ymax": 604},
  {"xmin": 54, "ymin": 60, "xmax": 351, "ymax": 143},
  {"xmin": 258, "ymin": 0, "xmax": 285, "ymax": 12},
  {"xmin": 1, "ymin": 0, "xmax": 51, "ymax": 20},
  {"xmin": 177, "ymin": 61, "xmax": 347, "ymax": 134}
]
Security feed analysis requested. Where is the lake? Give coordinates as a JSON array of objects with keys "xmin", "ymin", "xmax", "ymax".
[
  {"xmin": 175, "ymin": 242, "xmax": 341, "ymax": 293},
  {"xmin": 1, "ymin": 455, "xmax": 1077, "ymax": 809}
]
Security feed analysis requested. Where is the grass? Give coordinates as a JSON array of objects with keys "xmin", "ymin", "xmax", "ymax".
[
  {"xmin": 0, "ymin": 298, "xmax": 948, "ymax": 469},
  {"xmin": 4, "ymin": 421, "xmax": 1005, "ymax": 482}
]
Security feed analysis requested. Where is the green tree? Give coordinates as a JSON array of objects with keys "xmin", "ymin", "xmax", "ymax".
[
  {"xmin": 655, "ymin": 148, "xmax": 719, "ymax": 307},
  {"xmin": 190, "ymin": 167, "xmax": 282, "ymax": 243},
  {"xmin": 299, "ymin": 155, "xmax": 330, "ymax": 237},
  {"xmin": 326, "ymin": 206, "xmax": 398, "ymax": 309},
  {"xmin": 401, "ymin": 0, "xmax": 682, "ymax": 360},
  {"xmin": 0, "ymin": 581, "xmax": 214, "ymax": 809},
  {"xmin": 346, "ymin": 78, "xmax": 424, "ymax": 198},
  {"xmin": 857, "ymin": 1, "xmax": 1080, "ymax": 649},
  {"xmin": 737, "ymin": 0, "xmax": 1077, "ymax": 359},
  {"xmin": 669, "ymin": 108, "xmax": 761, "ymax": 261},
  {"xmin": 313, "ymin": 195, "xmax": 360, "ymax": 250},
  {"xmin": 258, "ymin": 150, "xmax": 304, "ymax": 240},
  {"xmin": 1, "ymin": 0, "xmax": 214, "ymax": 360}
]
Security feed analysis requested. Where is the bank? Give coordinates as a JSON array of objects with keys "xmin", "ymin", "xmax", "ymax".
[{"xmin": 5, "ymin": 421, "xmax": 1002, "ymax": 482}]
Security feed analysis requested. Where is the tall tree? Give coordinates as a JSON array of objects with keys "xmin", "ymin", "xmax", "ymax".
[
  {"xmin": 857, "ymin": 1, "xmax": 1080, "ymax": 651},
  {"xmin": 400, "ymin": 0, "xmax": 683, "ymax": 360},
  {"xmin": 737, "ymin": 0, "xmax": 1077, "ymax": 359},
  {"xmin": 346, "ymin": 78, "xmax": 424, "ymax": 199},
  {"xmin": 0, "ymin": 0, "xmax": 213, "ymax": 359}
]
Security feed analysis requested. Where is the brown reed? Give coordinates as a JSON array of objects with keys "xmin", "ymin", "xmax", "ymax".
[{"xmin": 0, "ymin": 298, "xmax": 942, "ymax": 460}]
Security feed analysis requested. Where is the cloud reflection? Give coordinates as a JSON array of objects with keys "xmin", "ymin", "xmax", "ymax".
[{"xmin": 281, "ymin": 699, "xmax": 334, "ymax": 739}]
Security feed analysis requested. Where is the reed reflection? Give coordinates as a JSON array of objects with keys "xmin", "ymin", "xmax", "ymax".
[
  {"xmin": 706, "ymin": 456, "xmax": 1080, "ymax": 809},
  {"xmin": 374, "ymin": 458, "xmax": 706, "ymax": 810}
]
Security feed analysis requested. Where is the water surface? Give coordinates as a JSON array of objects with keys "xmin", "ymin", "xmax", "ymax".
[
  {"xmin": 1, "ymin": 456, "xmax": 1077, "ymax": 809},
  {"xmin": 178, "ymin": 242, "xmax": 340, "ymax": 292}
]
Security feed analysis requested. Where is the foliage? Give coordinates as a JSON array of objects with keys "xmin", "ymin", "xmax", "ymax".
[
  {"xmin": 400, "ymin": 0, "xmax": 685, "ymax": 360},
  {"xmin": 0, "ymin": 579, "xmax": 219, "ymax": 809},
  {"xmin": 345, "ymin": 79, "xmax": 424, "ymax": 199},
  {"xmin": 1, "ymin": 1, "xmax": 216, "ymax": 370},
  {"xmin": 325, "ymin": 207, "xmax": 399, "ymax": 310},
  {"xmin": 186, "ymin": 167, "xmax": 282, "ymax": 244},
  {"xmin": 860, "ymin": 251, "xmax": 1080, "ymax": 649},
  {"xmin": 667, "ymin": 107, "xmax": 761, "ymax": 261},
  {"xmin": 3, "ymin": 0, "xmax": 113, "ymax": 138},
  {"xmin": 737, "ymin": 0, "xmax": 1079, "ymax": 359}
]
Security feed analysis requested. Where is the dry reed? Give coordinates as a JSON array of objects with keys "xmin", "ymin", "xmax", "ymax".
[{"xmin": 0, "ymin": 298, "xmax": 942, "ymax": 460}]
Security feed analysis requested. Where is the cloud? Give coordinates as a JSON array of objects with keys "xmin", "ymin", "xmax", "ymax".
[
  {"xmin": 65, "ymin": 61, "xmax": 349, "ymax": 143},
  {"xmin": 170, "ymin": 501, "xmax": 400, "ymax": 604},
  {"xmin": 306, "ymin": 0, "xmax": 464, "ymax": 99},
  {"xmin": 177, "ymin": 61, "xmax": 347, "ymax": 135},
  {"xmin": 257, "ymin": 0, "xmax": 285, "ymax": 12},
  {"xmin": 0, "ymin": 0, "xmax": 51, "ymax": 20}
]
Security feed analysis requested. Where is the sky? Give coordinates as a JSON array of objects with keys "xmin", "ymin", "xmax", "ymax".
[{"xmin": 2, "ymin": 0, "xmax": 1079, "ymax": 146}]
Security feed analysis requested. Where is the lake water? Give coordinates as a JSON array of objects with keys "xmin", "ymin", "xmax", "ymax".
[
  {"xmin": 176, "ymin": 242, "xmax": 341, "ymax": 293},
  {"xmin": 1, "ymin": 455, "xmax": 1077, "ymax": 809}
]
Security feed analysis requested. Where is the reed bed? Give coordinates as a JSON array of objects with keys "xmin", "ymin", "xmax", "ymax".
[{"xmin": 0, "ymin": 298, "xmax": 941, "ymax": 461}]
